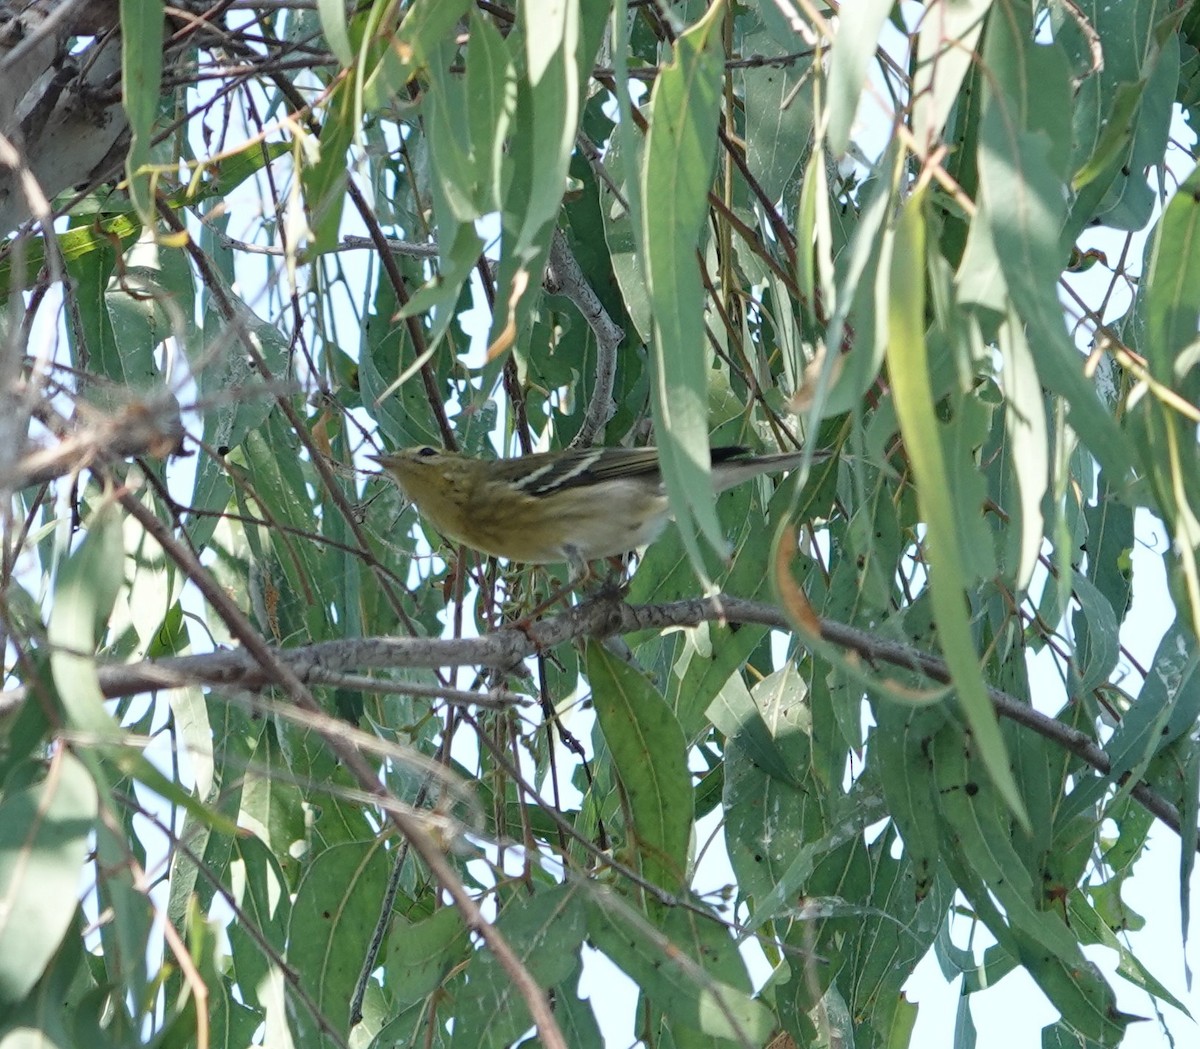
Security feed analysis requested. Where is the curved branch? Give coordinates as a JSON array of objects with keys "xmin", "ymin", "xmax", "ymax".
[{"xmin": 545, "ymin": 228, "xmax": 623, "ymax": 447}]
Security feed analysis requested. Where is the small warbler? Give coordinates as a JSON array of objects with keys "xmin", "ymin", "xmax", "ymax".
[{"xmin": 372, "ymin": 444, "xmax": 814, "ymax": 574}]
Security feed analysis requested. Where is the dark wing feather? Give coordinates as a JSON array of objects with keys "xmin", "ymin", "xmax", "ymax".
[{"xmin": 499, "ymin": 445, "xmax": 756, "ymax": 498}]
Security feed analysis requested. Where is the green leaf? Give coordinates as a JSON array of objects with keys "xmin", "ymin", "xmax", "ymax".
[
  {"xmin": 642, "ymin": 0, "xmax": 727, "ymax": 569},
  {"xmin": 226, "ymin": 834, "xmax": 292, "ymax": 998},
  {"xmin": 0, "ymin": 216, "xmax": 141, "ymax": 300},
  {"xmin": 449, "ymin": 884, "xmax": 585, "ymax": 1049},
  {"xmin": 586, "ymin": 642, "xmax": 691, "ymax": 892},
  {"xmin": 63, "ymin": 227, "xmax": 130, "ymax": 389},
  {"xmin": 997, "ymin": 309, "xmax": 1048, "ymax": 591},
  {"xmin": 585, "ymin": 891, "xmax": 773, "ymax": 1044},
  {"xmin": 467, "ymin": 10, "xmax": 517, "ymax": 215},
  {"xmin": 1070, "ymin": 575, "xmax": 1120, "ymax": 695},
  {"xmin": 425, "ymin": 39, "xmax": 483, "ymax": 225},
  {"xmin": 910, "ymin": 0, "xmax": 990, "ymax": 147},
  {"xmin": 302, "ymin": 83, "xmax": 355, "ymax": 254},
  {"xmin": 977, "ymin": 3, "xmax": 1131, "ymax": 483},
  {"xmin": 825, "ymin": 0, "xmax": 891, "ymax": 156},
  {"xmin": 885, "ymin": 189, "xmax": 1027, "ymax": 826},
  {"xmin": 672, "ymin": 623, "xmax": 770, "ymax": 740},
  {"xmin": 598, "ymin": 129, "xmax": 651, "ymax": 343},
  {"xmin": 515, "ymin": 0, "xmax": 582, "ymax": 254},
  {"xmin": 287, "ymin": 840, "xmax": 392, "ymax": 1047},
  {"xmin": 932, "ymin": 729, "xmax": 1128, "ymax": 1043},
  {"xmin": 0, "ymin": 924, "xmax": 93, "ymax": 1049},
  {"xmin": 0, "ymin": 753, "xmax": 97, "ymax": 1005},
  {"xmin": 1082, "ymin": 476, "xmax": 1134, "ymax": 627},
  {"xmin": 48, "ymin": 506, "xmax": 124, "ymax": 739},
  {"xmin": 362, "ymin": 0, "xmax": 472, "ymax": 106},
  {"xmin": 386, "ymin": 907, "xmax": 469, "ymax": 1009},
  {"xmin": 705, "ymin": 666, "xmax": 800, "ymax": 787},
  {"xmin": 317, "ymin": 0, "xmax": 354, "ymax": 67},
  {"xmin": 871, "ymin": 703, "xmax": 947, "ymax": 901},
  {"xmin": 741, "ymin": 30, "xmax": 814, "ymax": 201},
  {"xmin": 121, "ymin": 0, "xmax": 165, "ymax": 220},
  {"xmin": 1138, "ymin": 163, "xmax": 1200, "ymax": 629},
  {"xmin": 1104, "ymin": 622, "xmax": 1200, "ymax": 793},
  {"xmin": 408, "ymin": 39, "xmax": 488, "ymax": 351},
  {"xmin": 820, "ymin": 153, "xmax": 896, "ymax": 417},
  {"xmin": 1068, "ymin": 891, "xmax": 1189, "ymax": 1016}
]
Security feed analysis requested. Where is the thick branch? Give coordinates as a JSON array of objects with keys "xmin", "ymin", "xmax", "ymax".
[{"xmin": 8, "ymin": 593, "xmax": 1196, "ymax": 853}]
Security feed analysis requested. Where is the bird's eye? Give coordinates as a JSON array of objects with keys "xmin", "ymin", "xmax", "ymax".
[{"xmin": 416, "ymin": 446, "xmax": 438, "ymax": 458}]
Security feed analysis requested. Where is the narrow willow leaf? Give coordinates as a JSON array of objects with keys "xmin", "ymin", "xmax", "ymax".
[
  {"xmin": 800, "ymin": 143, "xmax": 835, "ymax": 317},
  {"xmin": 885, "ymin": 189, "xmax": 1027, "ymax": 826},
  {"xmin": 486, "ymin": 0, "xmax": 591, "ymax": 363},
  {"xmin": 586, "ymin": 642, "xmax": 692, "ymax": 892},
  {"xmin": 0, "ymin": 753, "xmax": 97, "ymax": 1005},
  {"xmin": 120, "ymin": 0, "xmax": 164, "ymax": 221},
  {"xmin": 819, "ymin": 157, "xmax": 895, "ymax": 417},
  {"xmin": 317, "ymin": 0, "xmax": 354, "ymax": 67},
  {"xmin": 0, "ymin": 216, "xmax": 138, "ymax": 300},
  {"xmin": 514, "ymin": 0, "xmax": 581, "ymax": 254},
  {"xmin": 642, "ymin": 0, "xmax": 727, "ymax": 567},
  {"xmin": 910, "ymin": 0, "xmax": 991, "ymax": 148},
  {"xmin": 1140, "ymin": 164, "xmax": 1200, "ymax": 630},
  {"xmin": 1082, "ymin": 479, "xmax": 1134, "ymax": 628},
  {"xmin": 1180, "ymin": 743, "xmax": 1199, "ymax": 974},
  {"xmin": 1070, "ymin": 575, "xmax": 1120, "ymax": 695},
  {"xmin": 48, "ymin": 506, "xmax": 124, "ymax": 739},
  {"xmin": 977, "ymin": 3, "xmax": 1131, "ymax": 482},
  {"xmin": 301, "ymin": 83, "xmax": 355, "ymax": 254},
  {"xmin": 467, "ymin": 10, "xmax": 517, "ymax": 215},
  {"xmin": 361, "ymin": 0, "xmax": 472, "ymax": 107},
  {"xmin": 825, "ymin": 0, "xmax": 891, "ymax": 155},
  {"xmin": 598, "ymin": 130, "xmax": 651, "ymax": 342},
  {"xmin": 425, "ymin": 39, "xmax": 484, "ymax": 225},
  {"xmin": 997, "ymin": 309, "xmax": 1048, "ymax": 591}
]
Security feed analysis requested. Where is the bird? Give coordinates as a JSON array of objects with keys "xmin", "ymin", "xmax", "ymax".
[{"xmin": 370, "ymin": 444, "xmax": 815, "ymax": 576}]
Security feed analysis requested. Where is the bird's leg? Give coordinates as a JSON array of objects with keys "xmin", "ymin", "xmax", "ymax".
[{"xmin": 507, "ymin": 548, "xmax": 590, "ymax": 629}]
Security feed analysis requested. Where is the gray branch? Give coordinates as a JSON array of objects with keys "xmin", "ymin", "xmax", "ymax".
[
  {"xmin": 546, "ymin": 227, "xmax": 622, "ymax": 446},
  {"xmin": 4, "ymin": 591, "xmax": 1195, "ymax": 852}
]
